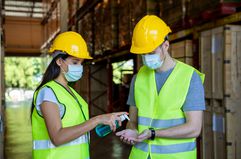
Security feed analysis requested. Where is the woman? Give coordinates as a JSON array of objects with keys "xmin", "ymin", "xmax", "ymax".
[{"xmin": 31, "ymin": 31, "xmax": 126, "ymax": 159}]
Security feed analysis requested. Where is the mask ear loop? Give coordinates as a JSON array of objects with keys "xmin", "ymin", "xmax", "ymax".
[{"xmin": 58, "ymin": 58, "xmax": 68, "ymax": 74}]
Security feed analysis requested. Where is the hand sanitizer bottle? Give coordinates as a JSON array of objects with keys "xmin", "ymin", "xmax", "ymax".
[{"xmin": 95, "ymin": 114, "xmax": 130, "ymax": 137}]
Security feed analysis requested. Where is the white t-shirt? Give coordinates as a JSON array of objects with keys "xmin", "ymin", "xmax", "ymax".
[{"xmin": 36, "ymin": 87, "xmax": 65, "ymax": 118}]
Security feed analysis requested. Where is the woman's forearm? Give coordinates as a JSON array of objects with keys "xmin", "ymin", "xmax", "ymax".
[{"xmin": 49, "ymin": 116, "xmax": 99, "ymax": 146}]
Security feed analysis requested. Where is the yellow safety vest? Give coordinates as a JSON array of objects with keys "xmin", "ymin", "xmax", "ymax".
[
  {"xmin": 130, "ymin": 61, "xmax": 204, "ymax": 159},
  {"xmin": 32, "ymin": 80, "xmax": 90, "ymax": 159}
]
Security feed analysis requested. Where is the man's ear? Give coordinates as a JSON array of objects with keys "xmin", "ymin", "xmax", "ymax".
[{"xmin": 164, "ymin": 41, "xmax": 170, "ymax": 50}]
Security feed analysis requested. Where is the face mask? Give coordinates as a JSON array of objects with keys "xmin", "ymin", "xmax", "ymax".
[
  {"xmin": 63, "ymin": 64, "xmax": 83, "ymax": 82},
  {"xmin": 142, "ymin": 53, "xmax": 163, "ymax": 69}
]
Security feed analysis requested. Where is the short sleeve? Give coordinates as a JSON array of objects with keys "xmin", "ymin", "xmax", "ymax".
[
  {"xmin": 182, "ymin": 71, "xmax": 206, "ymax": 111},
  {"xmin": 126, "ymin": 75, "xmax": 137, "ymax": 107},
  {"xmin": 36, "ymin": 87, "xmax": 65, "ymax": 118}
]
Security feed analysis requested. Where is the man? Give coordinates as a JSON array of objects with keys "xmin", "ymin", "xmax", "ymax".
[{"xmin": 116, "ymin": 15, "xmax": 205, "ymax": 159}]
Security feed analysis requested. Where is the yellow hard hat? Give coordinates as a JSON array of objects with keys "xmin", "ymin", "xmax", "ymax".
[
  {"xmin": 130, "ymin": 15, "xmax": 172, "ymax": 54},
  {"xmin": 49, "ymin": 31, "xmax": 93, "ymax": 59}
]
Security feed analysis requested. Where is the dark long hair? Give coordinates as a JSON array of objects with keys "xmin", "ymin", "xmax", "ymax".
[{"xmin": 31, "ymin": 53, "xmax": 69, "ymax": 115}]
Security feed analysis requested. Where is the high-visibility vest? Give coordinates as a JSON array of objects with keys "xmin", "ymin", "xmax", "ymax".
[
  {"xmin": 32, "ymin": 80, "xmax": 90, "ymax": 159},
  {"xmin": 130, "ymin": 61, "xmax": 204, "ymax": 159}
]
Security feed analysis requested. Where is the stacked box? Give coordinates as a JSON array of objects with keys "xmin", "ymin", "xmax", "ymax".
[
  {"xmin": 68, "ymin": 0, "xmax": 77, "ymax": 19},
  {"xmin": 159, "ymin": 0, "xmax": 187, "ymax": 28},
  {"xmin": 93, "ymin": 1, "xmax": 113, "ymax": 55},
  {"xmin": 200, "ymin": 103, "xmax": 226, "ymax": 159},
  {"xmin": 170, "ymin": 40, "xmax": 194, "ymax": 66},
  {"xmin": 103, "ymin": 1, "xmax": 112, "ymax": 51},
  {"xmin": 94, "ymin": 3, "xmax": 103, "ymax": 55},
  {"xmin": 225, "ymin": 98, "xmax": 241, "ymax": 159},
  {"xmin": 190, "ymin": 0, "xmax": 241, "ymax": 15},
  {"xmin": 200, "ymin": 25, "xmax": 241, "ymax": 159},
  {"xmin": 200, "ymin": 30, "xmax": 213, "ymax": 98},
  {"xmin": 119, "ymin": 0, "xmax": 131, "ymax": 48},
  {"xmin": 201, "ymin": 106, "xmax": 214, "ymax": 159},
  {"xmin": 68, "ymin": 0, "xmax": 87, "ymax": 19},
  {"xmin": 222, "ymin": 25, "xmax": 241, "ymax": 159},
  {"xmin": 42, "ymin": 0, "xmax": 61, "ymax": 45},
  {"xmin": 79, "ymin": 13, "xmax": 93, "ymax": 53},
  {"xmin": 200, "ymin": 25, "xmax": 241, "ymax": 99},
  {"xmin": 130, "ymin": 0, "xmax": 146, "ymax": 31}
]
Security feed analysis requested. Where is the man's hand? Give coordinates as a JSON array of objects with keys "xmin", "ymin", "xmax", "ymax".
[
  {"xmin": 116, "ymin": 129, "xmax": 138, "ymax": 145},
  {"xmin": 135, "ymin": 129, "xmax": 151, "ymax": 142}
]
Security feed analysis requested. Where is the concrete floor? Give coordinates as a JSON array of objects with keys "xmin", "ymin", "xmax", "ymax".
[
  {"xmin": 4, "ymin": 102, "xmax": 131, "ymax": 159},
  {"xmin": 5, "ymin": 102, "xmax": 32, "ymax": 159},
  {"xmin": 90, "ymin": 132, "xmax": 131, "ymax": 159}
]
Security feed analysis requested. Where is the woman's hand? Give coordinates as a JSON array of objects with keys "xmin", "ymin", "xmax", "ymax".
[{"xmin": 96, "ymin": 112, "xmax": 128, "ymax": 132}]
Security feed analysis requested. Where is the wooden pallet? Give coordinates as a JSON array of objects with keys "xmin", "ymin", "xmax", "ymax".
[
  {"xmin": 223, "ymin": 25, "xmax": 241, "ymax": 99},
  {"xmin": 200, "ymin": 30, "xmax": 212, "ymax": 98},
  {"xmin": 201, "ymin": 106, "xmax": 214, "ymax": 159},
  {"xmin": 201, "ymin": 104, "xmax": 226, "ymax": 159},
  {"xmin": 211, "ymin": 27, "xmax": 224, "ymax": 99},
  {"xmin": 212, "ymin": 106, "xmax": 226, "ymax": 159},
  {"xmin": 201, "ymin": 25, "xmax": 241, "ymax": 159},
  {"xmin": 225, "ymin": 98, "xmax": 241, "ymax": 159}
]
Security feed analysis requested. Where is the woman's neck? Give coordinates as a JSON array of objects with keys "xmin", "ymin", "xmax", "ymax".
[{"xmin": 55, "ymin": 74, "xmax": 68, "ymax": 87}]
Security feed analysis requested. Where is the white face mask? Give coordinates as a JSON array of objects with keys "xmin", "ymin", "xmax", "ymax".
[
  {"xmin": 61, "ymin": 60, "xmax": 83, "ymax": 82},
  {"xmin": 64, "ymin": 64, "xmax": 83, "ymax": 82},
  {"xmin": 142, "ymin": 52, "xmax": 163, "ymax": 69}
]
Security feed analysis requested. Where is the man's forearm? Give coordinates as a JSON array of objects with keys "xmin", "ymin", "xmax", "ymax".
[
  {"xmin": 155, "ymin": 111, "xmax": 203, "ymax": 139},
  {"xmin": 155, "ymin": 123, "xmax": 201, "ymax": 139}
]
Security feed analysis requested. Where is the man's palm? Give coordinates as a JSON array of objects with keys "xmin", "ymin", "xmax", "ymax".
[{"xmin": 116, "ymin": 129, "xmax": 138, "ymax": 139}]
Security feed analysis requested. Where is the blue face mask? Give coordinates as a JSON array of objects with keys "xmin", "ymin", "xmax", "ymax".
[
  {"xmin": 142, "ymin": 53, "xmax": 163, "ymax": 69},
  {"xmin": 64, "ymin": 64, "xmax": 83, "ymax": 82}
]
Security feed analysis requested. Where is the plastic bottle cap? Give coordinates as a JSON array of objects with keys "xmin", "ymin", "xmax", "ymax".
[
  {"xmin": 124, "ymin": 114, "xmax": 130, "ymax": 121},
  {"xmin": 120, "ymin": 114, "xmax": 130, "ymax": 121}
]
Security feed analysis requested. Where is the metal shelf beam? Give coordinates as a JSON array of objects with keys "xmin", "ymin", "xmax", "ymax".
[{"xmin": 170, "ymin": 11, "xmax": 241, "ymax": 41}]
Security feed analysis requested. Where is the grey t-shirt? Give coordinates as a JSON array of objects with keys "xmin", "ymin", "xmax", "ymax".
[{"xmin": 127, "ymin": 68, "xmax": 205, "ymax": 111}]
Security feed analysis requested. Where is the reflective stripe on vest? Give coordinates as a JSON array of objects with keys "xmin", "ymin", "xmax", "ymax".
[
  {"xmin": 138, "ymin": 116, "xmax": 185, "ymax": 129},
  {"xmin": 33, "ymin": 134, "xmax": 88, "ymax": 150},
  {"xmin": 130, "ymin": 62, "xmax": 203, "ymax": 158},
  {"xmin": 134, "ymin": 141, "xmax": 196, "ymax": 154}
]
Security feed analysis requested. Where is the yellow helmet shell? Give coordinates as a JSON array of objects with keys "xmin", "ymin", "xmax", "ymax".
[
  {"xmin": 49, "ymin": 31, "xmax": 92, "ymax": 59},
  {"xmin": 130, "ymin": 15, "xmax": 172, "ymax": 54}
]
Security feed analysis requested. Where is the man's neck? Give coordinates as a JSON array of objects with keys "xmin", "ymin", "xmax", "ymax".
[{"xmin": 156, "ymin": 55, "xmax": 176, "ymax": 72}]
